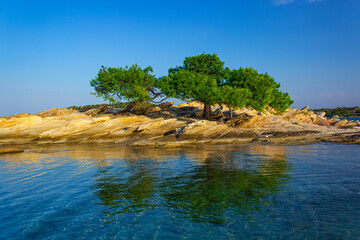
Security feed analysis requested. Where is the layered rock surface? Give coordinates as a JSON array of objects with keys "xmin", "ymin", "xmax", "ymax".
[{"xmin": 1, "ymin": 103, "xmax": 360, "ymax": 147}]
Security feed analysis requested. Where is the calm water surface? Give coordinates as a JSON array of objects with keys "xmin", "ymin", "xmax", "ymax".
[
  {"xmin": 0, "ymin": 143, "xmax": 359, "ymax": 239},
  {"xmin": 341, "ymin": 117, "xmax": 360, "ymax": 121}
]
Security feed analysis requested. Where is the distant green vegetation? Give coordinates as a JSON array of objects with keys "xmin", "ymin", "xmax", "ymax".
[
  {"xmin": 68, "ymin": 102, "xmax": 128, "ymax": 111},
  {"xmin": 312, "ymin": 107, "xmax": 360, "ymax": 118},
  {"xmin": 90, "ymin": 53, "xmax": 294, "ymax": 119}
]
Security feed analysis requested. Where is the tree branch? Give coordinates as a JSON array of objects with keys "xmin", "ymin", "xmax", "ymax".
[{"xmin": 151, "ymin": 96, "xmax": 169, "ymax": 104}]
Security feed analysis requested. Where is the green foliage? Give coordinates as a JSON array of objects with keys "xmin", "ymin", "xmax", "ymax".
[
  {"xmin": 227, "ymin": 67, "xmax": 293, "ymax": 113},
  {"xmin": 90, "ymin": 53, "xmax": 294, "ymax": 118},
  {"xmin": 169, "ymin": 53, "xmax": 230, "ymax": 83},
  {"xmin": 68, "ymin": 102, "xmax": 129, "ymax": 111},
  {"xmin": 90, "ymin": 64, "xmax": 161, "ymax": 105},
  {"xmin": 159, "ymin": 69, "xmax": 220, "ymax": 106},
  {"xmin": 269, "ymin": 90, "xmax": 294, "ymax": 113},
  {"xmin": 159, "ymin": 53, "xmax": 293, "ymax": 117},
  {"xmin": 218, "ymin": 85, "xmax": 251, "ymax": 110},
  {"xmin": 159, "ymin": 53, "xmax": 240, "ymax": 119}
]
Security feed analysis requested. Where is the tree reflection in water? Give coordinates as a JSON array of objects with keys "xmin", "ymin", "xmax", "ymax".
[
  {"xmin": 93, "ymin": 145, "xmax": 290, "ymax": 224},
  {"xmin": 94, "ymin": 157, "xmax": 158, "ymax": 217}
]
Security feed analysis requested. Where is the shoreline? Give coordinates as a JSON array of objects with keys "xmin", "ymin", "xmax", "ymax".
[{"xmin": 1, "ymin": 105, "xmax": 360, "ymax": 149}]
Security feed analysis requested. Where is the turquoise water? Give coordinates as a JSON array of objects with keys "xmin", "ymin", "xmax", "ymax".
[
  {"xmin": 0, "ymin": 143, "xmax": 359, "ymax": 239},
  {"xmin": 341, "ymin": 117, "xmax": 360, "ymax": 121}
]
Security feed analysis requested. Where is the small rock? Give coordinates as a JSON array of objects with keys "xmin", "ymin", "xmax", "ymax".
[
  {"xmin": 194, "ymin": 110, "xmax": 204, "ymax": 117},
  {"xmin": 178, "ymin": 106, "xmax": 197, "ymax": 111},
  {"xmin": 145, "ymin": 106, "xmax": 161, "ymax": 114},
  {"xmin": 176, "ymin": 120, "xmax": 209, "ymax": 134},
  {"xmin": 211, "ymin": 111, "xmax": 223, "ymax": 121},
  {"xmin": 85, "ymin": 104, "xmax": 108, "ymax": 116},
  {"xmin": 173, "ymin": 103, "xmax": 188, "ymax": 108},
  {"xmin": 107, "ymin": 108, "xmax": 122, "ymax": 114},
  {"xmin": 309, "ymin": 113, "xmax": 318, "ymax": 122},
  {"xmin": 334, "ymin": 119, "xmax": 349, "ymax": 128},
  {"xmin": 159, "ymin": 101, "xmax": 174, "ymax": 110},
  {"xmin": 331, "ymin": 115, "xmax": 339, "ymax": 120},
  {"xmin": 301, "ymin": 106, "xmax": 309, "ymax": 111},
  {"xmin": 187, "ymin": 101, "xmax": 203, "ymax": 108},
  {"xmin": 159, "ymin": 110, "xmax": 177, "ymax": 118},
  {"xmin": 316, "ymin": 112, "xmax": 326, "ymax": 118},
  {"xmin": 313, "ymin": 118, "xmax": 331, "ymax": 126}
]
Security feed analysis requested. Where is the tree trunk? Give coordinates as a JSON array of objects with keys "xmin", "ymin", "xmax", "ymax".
[
  {"xmin": 203, "ymin": 104, "xmax": 212, "ymax": 120},
  {"xmin": 123, "ymin": 102, "xmax": 136, "ymax": 113},
  {"xmin": 219, "ymin": 105, "xmax": 224, "ymax": 117},
  {"xmin": 227, "ymin": 105, "xmax": 233, "ymax": 118}
]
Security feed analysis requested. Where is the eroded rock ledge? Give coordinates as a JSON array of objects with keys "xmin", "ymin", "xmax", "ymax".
[{"xmin": 1, "ymin": 103, "xmax": 360, "ymax": 148}]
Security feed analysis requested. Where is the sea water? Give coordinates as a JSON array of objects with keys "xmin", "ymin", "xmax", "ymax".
[
  {"xmin": 340, "ymin": 117, "xmax": 360, "ymax": 121},
  {"xmin": 0, "ymin": 143, "xmax": 359, "ymax": 239}
]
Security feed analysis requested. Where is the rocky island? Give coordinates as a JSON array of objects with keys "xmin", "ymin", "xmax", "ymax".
[
  {"xmin": 1, "ymin": 101, "xmax": 359, "ymax": 150},
  {"xmin": 2, "ymin": 53, "xmax": 360, "ymax": 150}
]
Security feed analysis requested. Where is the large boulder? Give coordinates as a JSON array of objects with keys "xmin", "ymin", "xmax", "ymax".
[
  {"xmin": 226, "ymin": 113, "xmax": 269, "ymax": 128},
  {"xmin": 37, "ymin": 108, "xmax": 77, "ymax": 117}
]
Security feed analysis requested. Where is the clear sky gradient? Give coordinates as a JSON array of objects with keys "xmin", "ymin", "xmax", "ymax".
[{"xmin": 1, "ymin": 0, "xmax": 359, "ymax": 116}]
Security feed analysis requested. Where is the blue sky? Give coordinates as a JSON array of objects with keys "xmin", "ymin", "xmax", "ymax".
[{"xmin": 1, "ymin": 0, "xmax": 359, "ymax": 116}]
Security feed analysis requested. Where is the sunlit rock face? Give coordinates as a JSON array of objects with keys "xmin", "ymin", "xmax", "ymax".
[{"xmin": 0, "ymin": 106, "xmax": 360, "ymax": 146}]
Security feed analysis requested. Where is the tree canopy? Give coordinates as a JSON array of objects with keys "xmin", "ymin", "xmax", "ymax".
[
  {"xmin": 90, "ymin": 64, "xmax": 164, "ymax": 111},
  {"xmin": 159, "ymin": 53, "xmax": 234, "ymax": 119},
  {"xmin": 91, "ymin": 53, "xmax": 294, "ymax": 119},
  {"xmin": 227, "ymin": 67, "xmax": 294, "ymax": 112}
]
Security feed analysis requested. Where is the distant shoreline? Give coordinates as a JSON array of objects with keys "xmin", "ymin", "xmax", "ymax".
[{"xmin": 311, "ymin": 106, "xmax": 360, "ymax": 118}]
